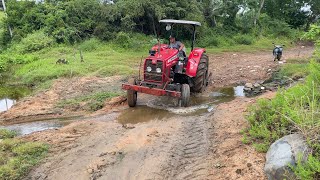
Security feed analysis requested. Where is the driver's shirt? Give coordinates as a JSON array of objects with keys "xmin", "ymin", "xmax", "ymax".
[{"xmin": 169, "ymin": 41, "xmax": 182, "ymax": 50}]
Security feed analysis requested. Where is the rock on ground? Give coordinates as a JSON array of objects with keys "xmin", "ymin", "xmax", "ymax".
[{"xmin": 264, "ymin": 134, "xmax": 310, "ymax": 180}]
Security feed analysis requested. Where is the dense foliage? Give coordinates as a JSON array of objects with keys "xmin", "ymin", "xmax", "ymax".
[{"xmin": 0, "ymin": 0, "xmax": 318, "ymax": 47}]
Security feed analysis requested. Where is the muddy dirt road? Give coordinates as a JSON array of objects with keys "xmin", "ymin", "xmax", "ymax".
[{"xmin": 3, "ymin": 46, "xmax": 315, "ymax": 179}]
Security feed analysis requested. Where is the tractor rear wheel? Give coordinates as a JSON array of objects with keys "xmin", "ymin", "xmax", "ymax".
[
  {"xmin": 180, "ymin": 84, "xmax": 190, "ymax": 107},
  {"xmin": 192, "ymin": 54, "xmax": 209, "ymax": 93},
  {"xmin": 127, "ymin": 78, "xmax": 137, "ymax": 107}
]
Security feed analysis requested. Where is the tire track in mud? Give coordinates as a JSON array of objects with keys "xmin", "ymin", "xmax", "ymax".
[{"xmin": 159, "ymin": 113, "xmax": 214, "ymax": 180}]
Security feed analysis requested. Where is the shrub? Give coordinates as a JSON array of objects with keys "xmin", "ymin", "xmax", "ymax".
[
  {"xmin": 259, "ymin": 13, "xmax": 299, "ymax": 39},
  {"xmin": 14, "ymin": 31, "xmax": 54, "ymax": 53},
  {"xmin": 233, "ymin": 34, "xmax": 255, "ymax": 45},
  {"xmin": 115, "ymin": 32, "xmax": 131, "ymax": 48}
]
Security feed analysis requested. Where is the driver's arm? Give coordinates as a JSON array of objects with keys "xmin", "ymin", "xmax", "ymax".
[{"xmin": 178, "ymin": 42, "xmax": 185, "ymax": 51}]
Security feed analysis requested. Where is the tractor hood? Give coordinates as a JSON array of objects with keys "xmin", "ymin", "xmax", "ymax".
[{"xmin": 148, "ymin": 44, "xmax": 179, "ymax": 63}]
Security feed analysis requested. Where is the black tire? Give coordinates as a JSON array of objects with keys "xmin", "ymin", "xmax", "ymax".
[
  {"xmin": 127, "ymin": 78, "xmax": 137, "ymax": 107},
  {"xmin": 191, "ymin": 54, "xmax": 209, "ymax": 93},
  {"xmin": 180, "ymin": 84, "xmax": 190, "ymax": 107}
]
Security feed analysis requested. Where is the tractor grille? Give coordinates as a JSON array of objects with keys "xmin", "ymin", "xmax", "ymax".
[{"xmin": 144, "ymin": 60, "xmax": 163, "ymax": 82}]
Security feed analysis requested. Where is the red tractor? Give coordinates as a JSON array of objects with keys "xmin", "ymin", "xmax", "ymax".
[{"xmin": 122, "ymin": 19, "xmax": 210, "ymax": 107}]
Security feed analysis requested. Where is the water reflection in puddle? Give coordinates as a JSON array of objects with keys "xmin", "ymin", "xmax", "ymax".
[
  {"xmin": 0, "ymin": 85, "xmax": 31, "ymax": 112},
  {"xmin": 0, "ymin": 119, "xmax": 74, "ymax": 136},
  {"xmin": 0, "ymin": 98, "xmax": 16, "ymax": 112},
  {"xmin": 234, "ymin": 86, "xmax": 245, "ymax": 97}
]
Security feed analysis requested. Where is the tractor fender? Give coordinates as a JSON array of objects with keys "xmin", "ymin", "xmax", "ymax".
[{"xmin": 185, "ymin": 48, "xmax": 206, "ymax": 77}]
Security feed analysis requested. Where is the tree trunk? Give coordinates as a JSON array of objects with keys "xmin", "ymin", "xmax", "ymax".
[{"xmin": 254, "ymin": 0, "xmax": 265, "ymax": 27}]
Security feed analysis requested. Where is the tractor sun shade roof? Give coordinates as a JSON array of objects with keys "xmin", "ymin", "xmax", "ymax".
[{"xmin": 159, "ymin": 19, "xmax": 201, "ymax": 26}]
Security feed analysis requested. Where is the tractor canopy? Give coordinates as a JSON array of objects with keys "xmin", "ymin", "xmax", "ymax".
[
  {"xmin": 159, "ymin": 19, "xmax": 201, "ymax": 51},
  {"xmin": 159, "ymin": 19, "xmax": 201, "ymax": 26}
]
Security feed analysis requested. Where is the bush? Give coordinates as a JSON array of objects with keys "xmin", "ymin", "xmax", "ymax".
[
  {"xmin": 115, "ymin": 32, "xmax": 131, "ymax": 49},
  {"xmin": 259, "ymin": 13, "xmax": 299, "ymax": 39},
  {"xmin": 233, "ymin": 34, "xmax": 255, "ymax": 45},
  {"xmin": 78, "ymin": 38, "xmax": 103, "ymax": 52},
  {"xmin": 14, "ymin": 31, "xmax": 54, "ymax": 53}
]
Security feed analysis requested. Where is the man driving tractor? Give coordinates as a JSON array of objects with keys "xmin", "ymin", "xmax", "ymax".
[
  {"xmin": 169, "ymin": 35, "xmax": 185, "ymax": 52},
  {"xmin": 169, "ymin": 35, "xmax": 186, "ymax": 74}
]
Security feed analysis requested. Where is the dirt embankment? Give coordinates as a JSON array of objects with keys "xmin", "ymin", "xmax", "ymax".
[
  {"xmin": 4, "ymin": 46, "xmax": 314, "ymax": 180},
  {"xmin": 0, "ymin": 76, "xmax": 126, "ymax": 125}
]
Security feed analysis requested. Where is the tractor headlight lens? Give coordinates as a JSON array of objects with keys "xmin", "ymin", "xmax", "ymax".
[
  {"xmin": 156, "ymin": 68, "xmax": 162, "ymax": 73},
  {"xmin": 147, "ymin": 66, "xmax": 152, "ymax": 72}
]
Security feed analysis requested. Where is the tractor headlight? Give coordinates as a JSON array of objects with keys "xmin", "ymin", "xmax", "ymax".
[
  {"xmin": 147, "ymin": 66, "xmax": 152, "ymax": 72},
  {"xmin": 156, "ymin": 68, "xmax": 162, "ymax": 73}
]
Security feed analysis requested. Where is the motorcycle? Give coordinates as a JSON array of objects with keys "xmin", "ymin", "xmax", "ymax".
[{"xmin": 273, "ymin": 43, "xmax": 285, "ymax": 61}]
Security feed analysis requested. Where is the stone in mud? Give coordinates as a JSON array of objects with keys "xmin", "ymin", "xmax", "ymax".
[
  {"xmin": 264, "ymin": 134, "xmax": 310, "ymax": 180},
  {"xmin": 253, "ymin": 83, "xmax": 261, "ymax": 88},
  {"xmin": 243, "ymin": 87, "xmax": 251, "ymax": 92},
  {"xmin": 245, "ymin": 83, "xmax": 253, "ymax": 89}
]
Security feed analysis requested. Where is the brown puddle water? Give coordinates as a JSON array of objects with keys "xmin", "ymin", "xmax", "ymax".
[
  {"xmin": 0, "ymin": 86, "xmax": 246, "ymax": 134},
  {"xmin": 117, "ymin": 86, "xmax": 245, "ymax": 124},
  {"xmin": 0, "ymin": 118, "xmax": 75, "ymax": 136}
]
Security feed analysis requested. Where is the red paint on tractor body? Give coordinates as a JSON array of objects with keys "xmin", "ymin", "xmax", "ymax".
[
  {"xmin": 122, "ymin": 84, "xmax": 181, "ymax": 98},
  {"xmin": 185, "ymin": 48, "xmax": 206, "ymax": 77},
  {"xmin": 122, "ymin": 44, "xmax": 205, "ymax": 98}
]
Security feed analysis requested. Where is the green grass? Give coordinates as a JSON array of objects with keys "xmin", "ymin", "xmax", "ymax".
[
  {"xmin": 0, "ymin": 129, "xmax": 48, "ymax": 180},
  {"xmin": 0, "ymin": 129, "xmax": 17, "ymax": 139},
  {"xmin": 245, "ymin": 60, "xmax": 320, "ymax": 179},
  {"xmin": 13, "ymin": 42, "xmax": 145, "ymax": 85},
  {"xmin": 0, "ymin": 85, "xmax": 31, "ymax": 99},
  {"xmin": 271, "ymin": 57, "xmax": 311, "ymax": 81},
  {"xmin": 1, "ymin": 33, "xmax": 298, "ymax": 91},
  {"xmin": 56, "ymin": 91, "xmax": 121, "ymax": 112}
]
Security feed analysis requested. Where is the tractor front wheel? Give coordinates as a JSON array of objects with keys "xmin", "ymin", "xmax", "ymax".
[
  {"xmin": 180, "ymin": 84, "xmax": 190, "ymax": 107},
  {"xmin": 127, "ymin": 78, "xmax": 137, "ymax": 107},
  {"xmin": 192, "ymin": 54, "xmax": 209, "ymax": 93}
]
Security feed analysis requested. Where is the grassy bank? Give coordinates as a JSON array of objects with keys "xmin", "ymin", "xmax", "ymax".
[
  {"xmin": 0, "ymin": 31, "xmax": 297, "ymax": 87},
  {"xmin": 244, "ymin": 55, "xmax": 320, "ymax": 179},
  {"xmin": 0, "ymin": 129, "xmax": 48, "ymax": 180}
]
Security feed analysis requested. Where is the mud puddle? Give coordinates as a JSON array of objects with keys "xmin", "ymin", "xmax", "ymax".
[
  {"xmin": 0, "ymin": 85, "xmax": 31, "ymax": 112},
  {"xmin": 118, "ymin": 86, "xmax": 245, "ymax": 124},
  {"xmin": 0, "ymin": 98, "xmax": 16, "ymax": 112},
  {"xmin": 0, "ymin": 118, "xmax": 75, "ymax": 136}
]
